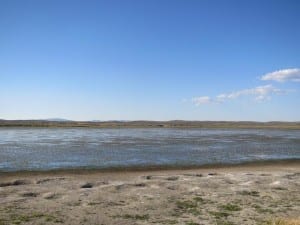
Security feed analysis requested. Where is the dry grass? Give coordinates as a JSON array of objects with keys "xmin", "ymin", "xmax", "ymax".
[{"xmin": 265, "ymin": 218, "xmax": 300, "ymax": 225}]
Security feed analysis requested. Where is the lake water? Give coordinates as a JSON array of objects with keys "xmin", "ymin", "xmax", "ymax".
[{"xmin": 0, "ymin": 128, "xmax": 299, "ymax": 171}]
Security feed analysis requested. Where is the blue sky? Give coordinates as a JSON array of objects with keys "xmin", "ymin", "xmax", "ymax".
[{"xmin": 1, "ymin": 0, "xmax": 300, "ymax": 121}]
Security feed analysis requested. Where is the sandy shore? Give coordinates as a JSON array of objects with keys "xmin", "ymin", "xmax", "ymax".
[{"xmin": 0, "ymin": 162, "xmax": 299, "ymax": 225}]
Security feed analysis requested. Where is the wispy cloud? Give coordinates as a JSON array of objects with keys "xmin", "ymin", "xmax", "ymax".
[
  {"xmin": 261, "ymin": 68, "xmax": 300, "ymax": 82},
  {"xmin": 217, "ymin": 85, "xmax": 284, "ymax": 102},
  {"xmin": 192, "ymin": 96, "xmax": 212, "ymax": 106},
  {"xmin": 192, "ymin": 85, "xmax": 286, "ymax": 106}
]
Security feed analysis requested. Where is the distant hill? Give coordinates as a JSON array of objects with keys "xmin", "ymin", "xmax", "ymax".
[
  {"xmin": 0, "ymin": 120, "xmax": 299, "ymax": 129},
  {"xmin": 44, "ymin": 118, "xmax": 72, "ymax": 122}
]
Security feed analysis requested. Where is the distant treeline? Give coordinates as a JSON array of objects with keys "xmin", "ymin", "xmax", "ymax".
[{"xmin": 0, "ymin": 120, "xmax": 300, "ymax": 129}]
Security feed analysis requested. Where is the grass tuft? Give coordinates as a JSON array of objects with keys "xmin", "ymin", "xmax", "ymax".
[
  {"xmin": 176, "ymin": 200, "xmax": 197, "ymax": 210},
  {"xmin": 216, "ymin": 220, "xmax": 235, "ymax": 225},
  {"xmin": 239, "ymin": 190, "xmax": 260, "ymax": 197},
  {"xmin": 219, "ymin": 203, "xmax": 241, "ymax": 211},
  {"xmin": 209, "ymin": 211, "xmax": 230, "ymax": 219},
  {"xmin": 122, "ymin": 214, "xmax": 149, "ymax": 220},
  {"xmin": 186, "ymin": 221, "xmax": 200, "ymax": 225}
]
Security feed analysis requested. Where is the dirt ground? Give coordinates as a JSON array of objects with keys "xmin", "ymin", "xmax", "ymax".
[{"xmin": 0, "ymin": 162, "xmax": 299, "ymax": 225}]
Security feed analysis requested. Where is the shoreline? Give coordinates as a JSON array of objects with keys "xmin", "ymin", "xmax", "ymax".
[{"xmin": 1, "ymin": 158, "xmax": 299, "ymax": 176}]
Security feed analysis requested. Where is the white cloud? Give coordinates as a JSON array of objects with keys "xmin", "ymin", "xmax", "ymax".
[
  {"xmin": 217, "ymin": 85, "xmax": 284, "ymax": 102},
  {"xmin": 191, "ymin": 96, "xmax": 212, "ymax": 106},
  {"xmin": 261, "ymin": 68, "xmax": 300, "ymax": 82},
  {"xmin": 192, "ymin": 85, "xmax": 286, "ymax": 106}
]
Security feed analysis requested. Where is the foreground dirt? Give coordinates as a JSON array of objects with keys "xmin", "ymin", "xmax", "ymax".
[{"xmin": 0, "ymin": 163, "xmax": 299, "ymax": 225}]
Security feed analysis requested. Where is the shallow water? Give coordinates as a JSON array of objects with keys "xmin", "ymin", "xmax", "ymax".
[{"xmin": 0, "ymin": 128, "xmax": 299, "ymax": 171}]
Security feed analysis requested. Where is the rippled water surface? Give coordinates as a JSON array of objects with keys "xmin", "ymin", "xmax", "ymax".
[{"xmin": 0, "ymin": 128, "xmax": 299, "ymax": 171}]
